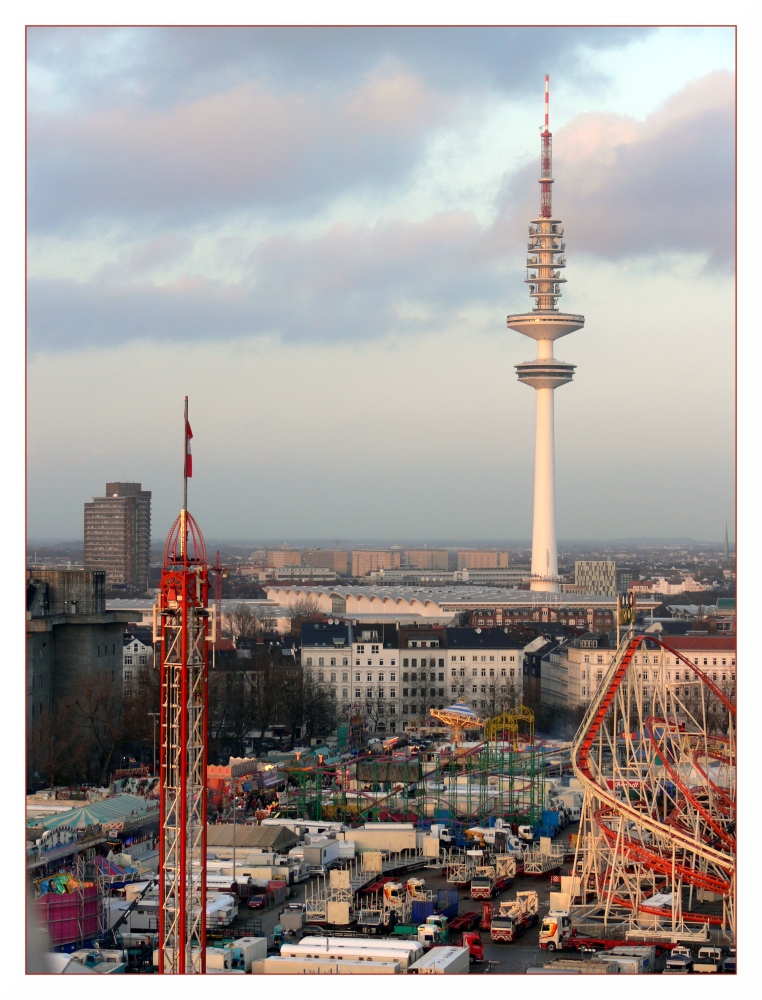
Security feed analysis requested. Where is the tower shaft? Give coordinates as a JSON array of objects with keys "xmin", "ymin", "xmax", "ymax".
[{"xmin": 530, "ymin": 387, "xmax": 558, "ymax": 587}]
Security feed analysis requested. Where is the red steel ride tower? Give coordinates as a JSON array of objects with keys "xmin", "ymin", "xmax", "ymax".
[{"xmin": 155, "ymin": 397, "xmax": 210, "ymax": 973}]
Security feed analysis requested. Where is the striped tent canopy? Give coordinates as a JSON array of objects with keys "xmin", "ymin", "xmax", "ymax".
[{"xmin": 27, "ymin": 793, "xmax": 158, "ymax": 832}]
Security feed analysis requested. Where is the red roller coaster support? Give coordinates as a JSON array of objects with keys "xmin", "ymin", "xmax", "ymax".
[{"xmin": 155, "ymin": 398, "xmax": 210, "ymax": 973}]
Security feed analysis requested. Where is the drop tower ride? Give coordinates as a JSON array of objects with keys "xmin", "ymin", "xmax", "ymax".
[
  {"xmin": 507, "ymin": 76, "xmax": 584, "ymax": 592},
  {"xmin": 154, "ymin": 397, "xmax": 211, "ymax": 973}
]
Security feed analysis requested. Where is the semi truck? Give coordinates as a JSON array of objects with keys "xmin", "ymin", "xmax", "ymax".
[
  {"xmin": 489, "ymin": 891, "xmax": 539, "ymax": 943},
  {"xmin": 470, "ymin": 855, "xmax": 516, "ymax": 899},
  {"xmin": 539, "ymin": 909, "xmax": 573, "ymax": 950}
]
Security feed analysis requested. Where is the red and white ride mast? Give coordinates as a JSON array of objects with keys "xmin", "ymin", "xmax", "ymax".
[{"xmin": 155, "ymin": 397, "xmax": 210, "ymax": 973}]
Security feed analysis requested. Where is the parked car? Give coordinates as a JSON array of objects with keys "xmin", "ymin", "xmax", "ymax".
[{"xmin": 247, "ymin": 894, "xmax": 267, "ymax": 910}]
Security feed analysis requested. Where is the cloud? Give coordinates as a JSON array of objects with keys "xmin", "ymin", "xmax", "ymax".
[
  {"xmin": 28, "ymin": 70, "xmax": 454, "ymax": 232},
  {"xmin": 27, "ymin": 26, "xmax": 650, "ymax": 111},
  {"xmin": 498, "ymin": 71, "xmax": 734, "ymax": 269},
  {"xmin": 28, "ymin": 211, "xmax": 510, "ymax": 351}
]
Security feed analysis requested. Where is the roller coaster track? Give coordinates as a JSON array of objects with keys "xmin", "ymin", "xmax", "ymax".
[{"xmin": 570, "ymin": 633, "xmax": 736, "ymax": 934}]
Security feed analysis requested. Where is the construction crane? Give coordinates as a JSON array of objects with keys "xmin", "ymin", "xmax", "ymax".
[{"xmin": 153, "ymin": 397, "xmax": 211, "ymax": 974}]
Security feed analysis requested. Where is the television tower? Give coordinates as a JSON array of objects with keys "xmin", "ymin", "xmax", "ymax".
[
  {"xmin": 155, "ymin": 397, "xmax": 211, "ymax": 973},
  {"xmin": 507, "ymin": 75, "xmax": 584, "ymax": 592}
]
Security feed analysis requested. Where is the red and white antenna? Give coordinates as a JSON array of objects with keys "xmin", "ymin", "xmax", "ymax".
[
  {"xmin": 540, "ymin": 73, "xmax": 553, "ymax": 218},
  {"xmin": 544, "ymin": 73, "xmax": 550, "ymax": 131}
]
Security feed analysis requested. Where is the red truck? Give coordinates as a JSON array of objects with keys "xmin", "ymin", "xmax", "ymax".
[
  {"xmin": 470, "ymin": 856, "xmax": 517, "ymax": 900},
  {"xmin": 461, "ymin": 931, "xmax": 485, "ymax": 963},
  {"xmin": 490, "ymin": 891, "xmax": 539, "ymax": 943}
]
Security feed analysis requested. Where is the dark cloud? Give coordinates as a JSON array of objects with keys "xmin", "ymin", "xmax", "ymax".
[
  {"xmin": 497, "ymin": 71, "xmax": 734, "ymax": 270},
  {"xmin": 28, "ymin": 211, "xmax": 514, "ymax": 351},
  {"xmin": 27, "ymin": 26, "xmax": 650, "ymax": 110}
]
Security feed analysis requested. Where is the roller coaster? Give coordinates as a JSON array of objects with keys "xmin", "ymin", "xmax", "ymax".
[
  {"xmin": 570, "ymin": 633, "xmax": 736, "ymax": 943},
  {"xmin": 277, "ymin": 710, "xmax": 570, "ymax": 836}
]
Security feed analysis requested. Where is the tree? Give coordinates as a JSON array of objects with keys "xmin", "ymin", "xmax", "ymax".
[
  {"xmin": 28, "ymin": 702, "xmax": 89, "ymax": 789},
  {"xmin": 223, "ymin": 603, "xmax": 265, "ymax": 640},
  {"xmin": 284, "ymin": 595, "xmax": 321, "ymax": 636},
  {"xmin": 70, "ymin": 671, "xmax": 132, "ymax": 784},
  {"xmin": 278, "ymin": 668, "xmax": 336, "ymax": 747}
]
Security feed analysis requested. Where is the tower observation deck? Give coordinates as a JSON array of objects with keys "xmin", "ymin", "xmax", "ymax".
[{"xmin": 507, "ymin": 75, "xmax": 584, "ymax": 592}]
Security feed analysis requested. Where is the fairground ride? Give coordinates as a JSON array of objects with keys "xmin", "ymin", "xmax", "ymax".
[
  {"xmin": 154, "ymin": 398, "xmax": 212, "ymax": 973},
  {"xmin": 570, "ymin": 633, "xmax": 736, "ymax": 944}
]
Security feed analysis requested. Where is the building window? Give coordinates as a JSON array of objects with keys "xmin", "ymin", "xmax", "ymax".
[
  {"xmin": 472, "ymin": 685, "xmax": 478, "ymax": 693},
  {"xmin": 355, "ymin": 689, "xmax": 361, "ymax": 698},
  {"xmin": 378, "ymin": 689, "xmax": 384, "ymax": 698},
  {"xmin": 403, "ymin": 705, "xmax": 409, "ymax": 714},
  {"xmin": 342, "ymin": 672, "xmax": 348, "ymax": 682},
  {"xmin": 318, "ymin": 657, "xmax": 324, "ymax": 666},
  {"xmin": 125, "ymin": 655, "xmax": 133, "ymax": 665},
  {"xmin": 343, "ymin": 658, "xmax": 348, "ymax": 666},
  {"xmin": 306, "ymin": 657, "xmax": 313, "ymax": 666},
  {"xmin": 366, "ymin": 688, "xmax": 373, "ymax": 698},
  {"xmin": 501, "ymin": 668, "xmax": 506, "ymax": 676},
  {"xmin": 390, "ymin": 672, "xmax": 396, "ymax": 681},
  {"xmin": 481, "ymin": 669, "xmax": 486, "ymax": 677},
  {"xmin": 371, "ymin": 645, "xmax": 379, "ymax": 654},
  {"xmin": 391, "ymin": 659, "xmax": 396, "ymax": 666},
  {"xmin": 331, "ymin": 657, "xmax": 336, "ymax": 667},
  {"xmin": 403, "ymin": 688, "xmax": 409, "ymax": 697},
  {"xmin": 330, "ymin": 672, "xmax": 336, "ymax": 682},
  {"xmin": 342, "ymin": 688, "xmax": 348, "ymax": 698},
  {"xmin": 510, "ymin": 668, "xmax": 515, "ymax": 677},
  {"xmin": 438, "ymin": 658, "xmax": 445, "ymax": 667},
  {"xmin": 357, "ymin": 645, "xmax": 365, "ymax": 653},
  {"xmin": 317, "ymin": 671, "xmax": 324, "ymax": 682}
]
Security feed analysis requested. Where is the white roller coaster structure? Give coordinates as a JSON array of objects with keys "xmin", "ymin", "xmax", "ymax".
[{"xmin": 570, "ymin": 632, "xmax": 735, "ymax": 944}]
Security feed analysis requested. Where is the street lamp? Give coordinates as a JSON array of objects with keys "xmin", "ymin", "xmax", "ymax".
[{"xmin": 148, "ymin": 712, "xmax": 160, "ymax": 776}]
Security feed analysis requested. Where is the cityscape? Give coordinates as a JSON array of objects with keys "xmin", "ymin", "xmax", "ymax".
[{"xmin": 26, "ymin": 26, "xmax": 736, "ymax": 977}]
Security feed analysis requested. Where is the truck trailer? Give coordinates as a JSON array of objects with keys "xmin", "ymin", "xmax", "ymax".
[{"xmin": 407, "ymin": 946, "xmax": 470, "ymax": 974}]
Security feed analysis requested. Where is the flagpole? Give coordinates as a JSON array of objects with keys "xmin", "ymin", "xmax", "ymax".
[
  {"xmin": 181, "ymin": 396, "xmax": 189, "ymax": 561},
  {"xmin": 184, "ymin": 396, "xmax": 189, "ymax": 513}
]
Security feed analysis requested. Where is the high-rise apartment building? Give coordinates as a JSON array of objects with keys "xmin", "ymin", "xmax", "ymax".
[
  {"xmin": 574, "ymin": 560, "xmax": 617, "ymax": 596},
  {"xmin": 304, "ymin": 549, "xmax": 350, "ymax": 574},
  {"xmin": 351, "ymin": 550, "xmax": 401, "ymax": 577},
  {"xmin": 266, "ymin": 549, "xmax": 302, "ymax": 568},
  {"xmin": 456, "ymin": 550, "xmax": 509, "ymax": 570},
  {"xmin": 84, "ymin": 482, "xmax": 151, "ymax": 592},
  {"xmin": 403, "ymin": 550, "xmax": 449, "ymax": 571}
]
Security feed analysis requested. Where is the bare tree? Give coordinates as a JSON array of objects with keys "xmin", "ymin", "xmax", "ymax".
[
  {"xmin": 71, "ymin": 672, "xmax": 132, "ymax": 784},
  {"xmin": 284, "ymin": 595, "xmax": 321, "ymax": 636},
  {"xmin": 223, "ymin": 603, "xmax": 265, "ymax": 640},
  {"xmin": 28, "ymin": 702, "xmax": 89, "ymax": 789}
]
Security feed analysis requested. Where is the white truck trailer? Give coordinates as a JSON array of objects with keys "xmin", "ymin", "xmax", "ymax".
[
  {"xmin": 407, "ymin": 946, "xmax": 470, "ymax": 974},
  {"xmin": 263, "ymin": 956, "xmax": 400, "ymax": 974},
  {"xmin": 280, "ymin": 939, "xmax": 424, "ymax": 970}
]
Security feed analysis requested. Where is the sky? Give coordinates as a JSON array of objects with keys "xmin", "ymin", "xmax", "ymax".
[{"xmin": 25, "ymin": 24, "xmax": 736, "ymax": 544}]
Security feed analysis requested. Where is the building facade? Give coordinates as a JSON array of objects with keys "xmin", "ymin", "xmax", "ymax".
[
  {"xmin": 456, "ymin": 550, "xmax": 509, "ymax": 570},
  {"xmin": 403, "ymin": 550, "xmax": 449, "ymax": 571},
  {"xmin": 351, "ymin": 550, "xmax": 402, "ymax": 577},
  {"xmin": 574, "ymin": 560, "xmax": 617, "ymax": 596},
  {"xmin": 84, "ymin": 482, "xmax": 151, "ymax": 593},
  {"xmin": 302, "ymin": 622, "xmax": 531, "ymax": 734}
]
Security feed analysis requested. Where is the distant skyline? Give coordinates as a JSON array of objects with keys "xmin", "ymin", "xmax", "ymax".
[{"xmin": 27, "ymin": 26, "xmax": 735, "ymax": 543}]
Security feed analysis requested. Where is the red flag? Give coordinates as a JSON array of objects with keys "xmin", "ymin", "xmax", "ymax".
[{"xmin": 186, "ymin": 420, "xmax": 193, "ymax": 478}]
